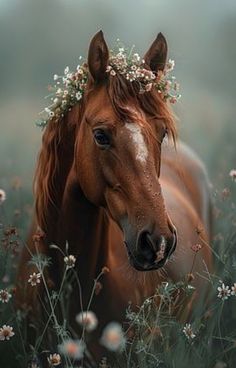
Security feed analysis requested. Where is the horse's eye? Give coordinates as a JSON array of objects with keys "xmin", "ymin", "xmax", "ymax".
[{"xmin": 93, "ymin": 129, "xmax": 110, "ymax": 148}]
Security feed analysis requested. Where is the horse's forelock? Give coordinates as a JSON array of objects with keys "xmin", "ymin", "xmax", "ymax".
[{"xmin": 107, "ymin": 74, "xmax": 177, "ymax": 144}]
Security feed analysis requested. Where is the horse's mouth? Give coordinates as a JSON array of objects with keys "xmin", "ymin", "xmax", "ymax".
[{"xmin": 124, "ymin": 233, "xmax": 177, "ymax": 272}]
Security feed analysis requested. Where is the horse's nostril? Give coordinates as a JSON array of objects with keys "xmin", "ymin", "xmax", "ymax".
[{"xmin": 138, "ymin": 231, "xmax": 157, "ymax": 263}]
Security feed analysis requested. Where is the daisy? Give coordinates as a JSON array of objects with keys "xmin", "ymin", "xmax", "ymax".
[
  {"xmin": 76, "ymin": 311, "xmax": 98, "ymax": 332},
  {"xmin": 0, "ymin": 189, "xmax": 6, "ymax": 204},
  {"xmin": 0, "ymin": 325, "xmax": 15, "ymax": 341},
  {"xmin": 0, "ymin": 289, "xmax": 12, "ymax": 303},
  {"xmin": 58, "ymin": 339, "xmax": 84, "ymax": 360},
  {"xmin": 28, "ymin": 272, "xmax": 41, "ymax": 286},
  {"xmin": 183, "ymin": 323, "xmax": 196, "ymax": 340},
  {"xmin": 217, "ymin": 282, "xmax": 231, "ymax": 300},
  {"xmin": 100, "ymin": 322, "xmax": 126, "ymax": 352},
  {"xmin": 47, "ymin": 353, "xmax": 61, "ymax": 366},
  {"xmin": 64, "ymin": 255, "xmax": 76, "ymax": 269}
]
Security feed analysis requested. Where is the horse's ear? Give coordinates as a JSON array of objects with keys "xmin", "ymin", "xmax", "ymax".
[
  {"xmin": 144, "ymin": 32, "xmax": 168, "ymax": 72},
  {"xmin": 88, "ymin": 30, "xmax": 109, "ymax": 82}
]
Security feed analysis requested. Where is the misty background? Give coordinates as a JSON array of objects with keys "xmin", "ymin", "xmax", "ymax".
[{"xmin": 0, "ymin": 0, "xmax": 236, "ymax": 191}]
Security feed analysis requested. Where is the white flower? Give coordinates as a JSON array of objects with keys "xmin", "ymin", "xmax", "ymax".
[
  {"xmin": 58, "ymin": 339, "xmax": 84, "ymax": 360},
  {"xmin": 28, "ymin": 272, "xmax": 41, "ymax": 286},
  {"xmin": 110, "ymin": 70, "xmax": 116, "ymax": 76},
  {"xmin": 217, "ymin": 282, "xmax": 231, "ymax": 300},
  {"xmin": 229, "ymin": 169, "xmax": 236, "ymax": 182},
  {"xmin": 0, "ymin": 289, "xmax": 12, "ymax": 303},
  {"xmin": 0, "ymin": 325, "xmax": 15, "ymax": 341},
  {"xmin": 132, "ymin": 53, "xmax": 140, "ymax": 63},
  {"xmin": 106, "ymin": 65, "xmax": 112, "ymax": 73},
  {"xmin": 44, "ymin": 107, "xmax": 51, "ymax": 114},
  {"xmin": 183, "ymin": 323, "xmax": 196, "ymax": 340},
  {"xmin": 231, "ymin": 283, "xmax": 236, "ymax": 296},
  {"xmin": 166, "ymin": 59, "xmax": 175, "ymax": 71},
  {"xmin": 64, "ymin": 255, "xmax": 76, "ymax": 268},
  {"xmin": 100, "ymin": 322, "xmax": 126, "ymax": 352},
  {"xmin": 0, "ymin": 189, "xmax": 6, "ymax": 204},
  {"xmin": 64, "ymin": 66, "xmax": 69, "ymax": 75},
  {"xmin": 47, "ymin": 353, "xmax": 61, "ymax": 366},
  {"xmin": 76, "ymin": 91, "xmax": 82, "ymax": 101},
  {"xmin": 76, "ymin": 311, "xmax": 98, "ymax": 332},
  {"xmin": 53, "ymin": 74, "xmax": 59, "ymax": 81}
]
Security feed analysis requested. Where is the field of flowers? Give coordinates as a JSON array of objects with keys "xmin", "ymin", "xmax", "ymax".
[{"xmin": 0, "ymin": 150, "xmax": 236, "ymax": 368}]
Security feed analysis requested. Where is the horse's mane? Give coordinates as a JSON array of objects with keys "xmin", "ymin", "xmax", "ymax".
[{"xmin": 34, "ymin": 74, "xmax": 176, "ymax": 235}]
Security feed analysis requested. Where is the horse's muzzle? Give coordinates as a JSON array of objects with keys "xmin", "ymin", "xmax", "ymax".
[{"xmin": 124, "ymin": 229, "xmax": 177, "ymax": 271}]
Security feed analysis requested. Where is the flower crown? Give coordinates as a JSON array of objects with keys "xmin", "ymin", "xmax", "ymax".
[{"xmin": 36, "ymin": 42, "xmax": 181, "ymax": 128}]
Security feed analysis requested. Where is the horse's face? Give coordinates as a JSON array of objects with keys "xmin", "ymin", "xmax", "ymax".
[{"xmin": 76, "ymin": 31, "xmax": 177, "ymax": 271}]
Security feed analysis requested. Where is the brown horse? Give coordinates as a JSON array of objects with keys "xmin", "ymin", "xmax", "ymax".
[{"xmin": 17, "ymin": 30, "xmax": 212, "ymax": 355}]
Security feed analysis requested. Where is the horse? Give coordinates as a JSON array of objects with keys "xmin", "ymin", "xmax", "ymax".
[{"xmin": 16, "ymin": 30, "xmax": 212, "ymax": 361}]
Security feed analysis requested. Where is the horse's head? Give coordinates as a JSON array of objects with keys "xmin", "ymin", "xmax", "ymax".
[{"xmin": 75, "ymin": 31, "xmax": 177, "ymax": 271}]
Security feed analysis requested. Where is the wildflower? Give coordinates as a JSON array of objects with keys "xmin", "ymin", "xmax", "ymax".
[
  {"xmin": 0, "ymin": 189, "xmax": 6, "ymax": 204},
  {"xmin": 110, "ymin": 70, "xmax": 116, "ymax": 76},
  {"xmin": 64, "ymin": 255, "xmax": 76, "ymax": 268},
  {"xmin": 217, "ymin": 282, "xmax": 231, "ymax": 300},
  {"xmin": 0, "ymin": 325, "xmax": 15, "ymax": 341},
  {"xmin": 229, "ymin": 169, "xmax": 236, "ymax": 182},
  {"xmin": 28, "ymin": 272, "xmax": 41, "ymax": 286},
  {"xmin": 182, "ymin": 323, "xmax": 196, "ymax": 340},
  {"xmin": 231, "ymin": 283, "xmax": 236, "ymax": 296},
  {"xmin": 100, "ymin": 322, "xmax": 126, "ymax": 352},
  {"xmin": 76, "ymin": 91, "xmax": 82, "ymax": 101},
  {"xmin": 58, "ymin": 339, "xmax": 85, "ymax": 360},
  {"xmin": 64, "ymin": 66, "xmax": 69, "ymax": 75},
  {"xmin": 95, "ymin": 281, "xmax": 103, "ymax": 295},
  {"xmin": 54, "ymin": 74, "xmax": 59, "ymax": 81},
  {"xmin": 102, "ymin": 266, "xmax": 110, "ymax": 274},
  {"xmin": 0, "ymin": 289, "xmax": 12, "ymax": 303},
  {"xmin": 166, "ymin": 59, "xmax": 175, "ymax": 71},
  {"xmin": 47, "ymin": 353, "xmax": 61, "ymax": 366},
  {"xmin": 145, "ymin": 83, "xmax": 153, "ymax": 92},
  {"xmin": 76, "ymin": 311, "xmax": 98, "ymax": 332},
  {"xmin": 191, "ymin": 243, "xmax": 202, "ymax": 253}
]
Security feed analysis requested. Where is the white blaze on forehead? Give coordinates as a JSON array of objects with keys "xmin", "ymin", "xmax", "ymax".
[{"xmin": 125, "ymin": 123, "xmax": 148, "ymax": 164}]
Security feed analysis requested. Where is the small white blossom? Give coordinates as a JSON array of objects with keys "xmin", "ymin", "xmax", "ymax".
[
  {"xmin": 76, "ymin": 311, "xmax": 98, "ymax": 332},
  {"xmin": 110, "ymin": 70, "xmax": 116, "ymax": 76},
  {"xmin": 64, "ymin": 66, "xmax": 69, "ymax": 75},
  {"xmin": 217, "ymin": 282, "xmax": 231, "ymax": 300},
  {"xmin": 47, "ymin": 353, "xmax": 61, "ymax": 366},
  {"xmin": 0, "ymin": 289, "xmax": 12, "ymax": 303},
  {"xmin": 58, "ymin": 339, "xmax": 84, "ymax": 360},
  {"xmin": 0, "ymin": 189, "xmax": 6, "ymax": 204},
  {"xmin": 166, "ymin": 59, "xmax": 175, "ymax": 71},
  {"xmin": 76, "ymin": 91, "xmax": 82, "ymax": 101},
  {"xmin": 229, "ymin": 169, "xmax": 236, "ymax": 182},
  {"xmin": 100, "ymin": 322, "xmax": 126, "ymax": 352},
  {"xmin": 183, "ymin": 323, "xmax": 196, "ymax": 340},
  {"xmin": 53, "ymin": 74, "xmax": 59, "ymax": 81},
  {"xmin": 231, "ymin": 283, "xmax": 236, "ymax": 296},
  {"xmin": 0, "ymin": 325, "xmax": 15, "ymax": 341},
  {"xmin": 64, "ymin": 255, "xmax": 76, "ymax": 269},
  {"xmin": 28, "ymin": 272, "xmax": 41, "ymax": 286}
]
